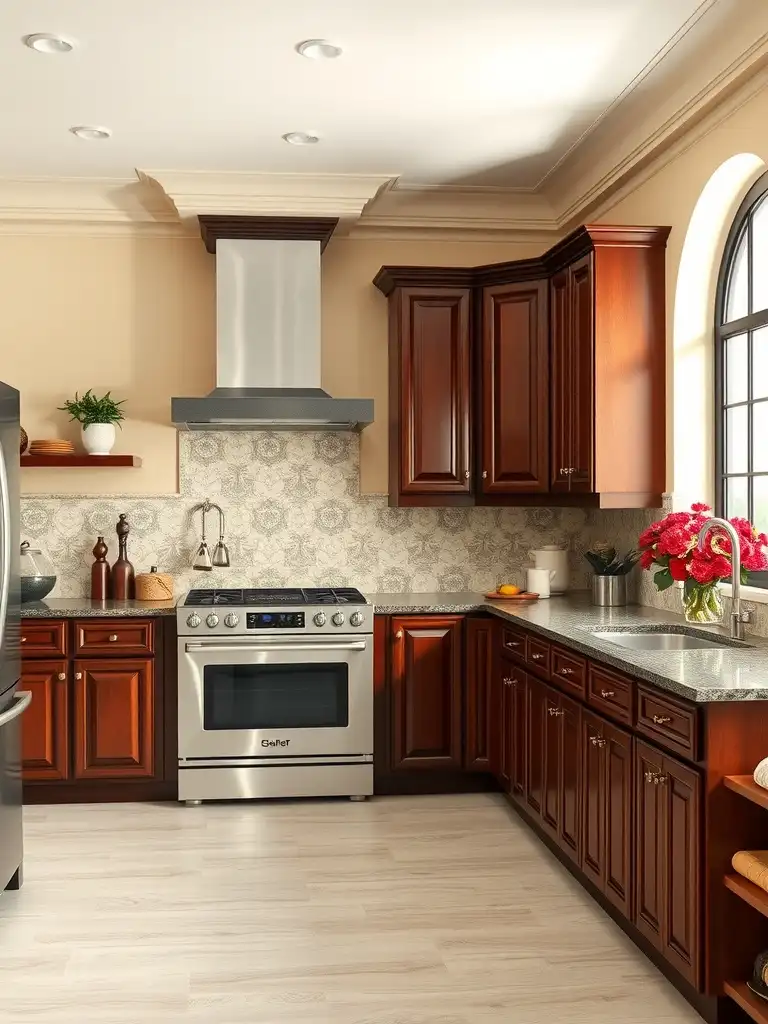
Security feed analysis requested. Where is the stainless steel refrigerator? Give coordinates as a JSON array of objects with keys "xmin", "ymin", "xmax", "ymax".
[{"xmin": 0, "ymin": 382, "xmax": 25, "ymax": 892}]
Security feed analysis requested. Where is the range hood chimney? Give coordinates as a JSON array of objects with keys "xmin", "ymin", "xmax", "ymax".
[{"xmin": 171, "ymin": 216, "xmax": 374, "ymax": 431}]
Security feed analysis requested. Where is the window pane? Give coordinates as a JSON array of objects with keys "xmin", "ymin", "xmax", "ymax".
[
  {"xmin": 755, "ymin": 325, "xmax": 768, "ymax": 400},
  {"xmin": 753, "ymin": 197, "xmax": 768, "ymax": 313},
  {"xmin": 753, "ymin": 400, "xmax": 768, "ymax": 472},
  {"xmin": 755, "ymin": 476, "xmax": 768, "ymax": 535},
  {"xmin": 727, "ymin": 476, "xmax": 749, "ymax": 519},
  {"xmin": 726, "ymin": 332, "xmax": 749, "ymax": 403},
  {"xmin": 726, "ymin": 228, "xmax": 749, "ymax": 322},
  {"xmin": 727, "ymin": 405, "xmax": 749, "ymax": 473}
]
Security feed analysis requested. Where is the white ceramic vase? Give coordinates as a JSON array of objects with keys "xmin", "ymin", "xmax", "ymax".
[{"xmin": 82, "ymin": 422, "xmax": 116, "ymax": 456}]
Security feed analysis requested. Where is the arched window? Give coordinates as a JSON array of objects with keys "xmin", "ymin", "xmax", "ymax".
[{"xmin": 716, "ymin": 172, "xmax": 768, "ymax": 574}]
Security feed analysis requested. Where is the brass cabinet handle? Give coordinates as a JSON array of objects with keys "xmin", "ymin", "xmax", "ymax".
[
  {"xmin": 548, "ymin": 707, "xmax": 564, "ymax": 717},
  {"xmin": 600, "ymin": 689, "xmax": 615, "ymax": 698},
  {"xmin": 644, "ymin": 771, "xmax": 658, "ymax": 784},
  {"xmin": 109, "ymin": 634, "xmax": 118, "ymax": 642},
  {"xmin": 503, "ymin": 677, "xmax": 513, "ymax": 686},
  {"xmin": 464, "ymin": 470, "xmax": 470, "ymax": 479},
  {"xmin": 590, "ymin": 736, "xmax": 606, "ymax": 748},
  {"xmin": 21, "ymin": 636, "xmax": 26, "ymax": 643},
  {"xmin": 656, "ymin": 774, "xmax": 668, "ymax": 785},
  {"xmin": 395, "ymin": 630, "xmax": 403, "ymax": 640},
  {"xmin": 57, "ymin": 672, "xmax": 66, "ymax": 681},
  {"xmin": 75, "ymin": 671, "xmax": 82, "ymax": 680},
  {"xmin": 560, "ymin": 667, "xmax": 574, "ymax": 676},
  {"xmin": 652, "ymin": 714, "xmax": 672, "ymax": 725},
  {"xmin": 531, "ymin": 652, "xmax": 544, "ymax": 661},
  {"xmin": 482, "ymin": 471, "xmax": 488, "ymax": 479},
  {"xmin": 505, "ymin": 640, "xmax": 521, "ymax": 648}
]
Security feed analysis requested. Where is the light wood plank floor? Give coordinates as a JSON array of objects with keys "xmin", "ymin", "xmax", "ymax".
[{"xmin": 0, "ymin": 794, "xmax": 702, "ymax": 1024}]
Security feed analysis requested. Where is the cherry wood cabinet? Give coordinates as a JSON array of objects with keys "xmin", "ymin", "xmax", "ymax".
[
  {"xmin": 537, "ymin": 682, "xmax": 582, "ymax": 864},
  {"xmin": 466, "ymin": 619, "xmax": 494, "ymax": 771},
  {"xmin": 20, "ymin": 660, "xmax": 69, "ymax": 781},
  {"xmin": 480, "ymin": 280, "xmax": 548, "ymax": 495},
  {"xmin": 526, "ymin": 672, "xmax": 546, "ymax": 817},
  {"xmin": 496, "ymin": 657, "xmax": 527, "ymax": 799},
  {"xmin": 391, "ymin": 615, "xmax": 463, "ymax": 769}
]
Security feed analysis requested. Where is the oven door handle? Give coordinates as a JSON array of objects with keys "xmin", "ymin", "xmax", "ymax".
[{"xmin": 184, "ymin": 639, "xmax": 368, "ymax": 654}]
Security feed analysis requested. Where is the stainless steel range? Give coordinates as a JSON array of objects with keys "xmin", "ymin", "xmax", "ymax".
[{"xmin": 177, "ymin": 587, "xmax": 373, "ymax": 805}]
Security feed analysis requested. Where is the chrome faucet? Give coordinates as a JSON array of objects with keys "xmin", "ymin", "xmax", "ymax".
[{"xmin": 696, "ymin": 518, "xmax": 749, "ymax": 640}]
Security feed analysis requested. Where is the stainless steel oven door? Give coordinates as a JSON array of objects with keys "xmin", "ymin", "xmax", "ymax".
[{"xmin": 178, "ymin": 634, "xmax": 373, "ymax": 761}]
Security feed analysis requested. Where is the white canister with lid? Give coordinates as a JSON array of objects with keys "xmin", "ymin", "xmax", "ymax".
[{"xmin": 528, "ymin": 545, "xmax": 569, "ymax": 594}]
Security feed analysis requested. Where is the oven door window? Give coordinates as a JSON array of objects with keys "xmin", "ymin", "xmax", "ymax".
[{"xmin": 203, "ymin": 662, "xmax": 349, "ymax": 730}]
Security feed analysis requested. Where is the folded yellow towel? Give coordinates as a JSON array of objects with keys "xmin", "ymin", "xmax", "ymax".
[{"xmin": 732, "ymin": 850, "xmax": 768, "ymax": 892}]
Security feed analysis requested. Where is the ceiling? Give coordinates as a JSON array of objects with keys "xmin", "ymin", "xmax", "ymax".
[{"xmin": 0, "ymin": 0, "xmax": 722, "ymax": 189}]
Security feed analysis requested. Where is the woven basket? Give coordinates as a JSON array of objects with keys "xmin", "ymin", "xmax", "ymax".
[{"xmin": 135, "ymin": 572, "xmax": 174, "ymax": 602}]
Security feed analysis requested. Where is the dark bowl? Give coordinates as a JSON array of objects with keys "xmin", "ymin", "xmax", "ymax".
[{"xmin": 21, "ymin": 575, "xmax": 56, "ymax": 604}]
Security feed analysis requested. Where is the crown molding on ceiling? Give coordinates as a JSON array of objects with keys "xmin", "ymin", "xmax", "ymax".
[{"xmin": 0, "ymin": 176, "xmax": 181, "ymax": 229}]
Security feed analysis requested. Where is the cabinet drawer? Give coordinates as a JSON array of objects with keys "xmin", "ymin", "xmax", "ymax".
[
  {"xmin": 587, "ymin": 665, "xmax": 633, "ymax": 726},
  {"xmin": 525, "ymin": 636, "xmax": 550, "ymax": 677},
  {"xmin": 20, "ymin": 620, "xmax": 67, "ymax": 657},
  {"xmin": 500, "ymin": 626, "xmax": 526, "ymax": 663},
  {"xmin": 74, "ymin": 620, "xmax": 154, "ymax": 657},
  {"xmin": 636, "ymin": 686, "xmax": 699, "ymax": 761},
  {"xmin": 551, "ymin": 646, "xmax": 586, "ymax": 698}
]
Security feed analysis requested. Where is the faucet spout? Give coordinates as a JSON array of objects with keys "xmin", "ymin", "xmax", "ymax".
[{"xmin": 696, "ymin": 517, "xmax": 745, "ymax": 640}]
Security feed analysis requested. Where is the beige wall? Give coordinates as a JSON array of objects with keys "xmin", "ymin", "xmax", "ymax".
[{"xmin": 3, "ymin": 232, "xmax": 541, "ymax": 496}]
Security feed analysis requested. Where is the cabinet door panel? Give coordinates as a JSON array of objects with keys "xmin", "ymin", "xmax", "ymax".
[
  {"xmin": 634, "ymin": 739, "xmax": 664, "ymax": 949},
  {"xmin": 541, "ymin": 686, "xmax": 561, "ymax": 840},
  {"xmin": 550, "ymin": 270, "xmax": 571, "ymax": 492},
  {"xmin": 481, "ymin": 281, "xmax": 548, "ymax": 493},
  {"xmin": 397, "ymin": 289, "xmax": 471, "ymax": 495},
  {"xmin": 663, "ymin": 753, "xmax": 700, "ymax": 988},
  {"xmin": 21, "ymin": 660, "xmax": 69, "ymax": 781},
  {"xmin": 604, "ymin": 721, "xmax": 633, "ymax": 918},
  {"xmin": 581, "ymin": 711, "xmax": 605, "ymax": 888},
  {"xmin": 510, "ymin": 670, "xmax": 528, "ymax": 801},
  {"xmin": 559, "ymin": 693, "xmax": 582, "ymax": 864},
  {"xmin": 391, "ymin": 617, "xmax": 463, "ymax": 769},
  {"xmin": 526, "ymin": 675, "xmax": 545, "ymax": 817},
  {"xmin": 465, "ymin": 619, "xmax": 493, "ymax": 771},
  {"xmin": 74, "ymin": 659, "xmax": 154, "ymax": 779},
  {"xmin": 568, "ymin": 255, "xmax": 594, "ymax": 492},
  {"xmin": 495, "ymin": 666, "xmax": 512, "ymax": 790}
]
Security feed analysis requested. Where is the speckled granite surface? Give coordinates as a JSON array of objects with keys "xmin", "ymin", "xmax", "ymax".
[
  {"xmin": 21, "ymin": 598, "xmax": 177, "ymax": 618},
  {"xmin": 367, "ymin": 591, "xmax": 768, "ymax": 702}
]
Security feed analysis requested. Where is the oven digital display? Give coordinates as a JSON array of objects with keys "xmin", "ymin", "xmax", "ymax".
[{"xmin": 246, "ymin": 612, "xmax": 305, "ymax": 629}]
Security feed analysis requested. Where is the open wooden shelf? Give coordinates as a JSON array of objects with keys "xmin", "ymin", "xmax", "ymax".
[
  {"xmin": 724, "ymin": 776, "xmax": 768, "ymax": 812},
  {"xmin": 724, "ymin": 981, "xmax": 768, "ymax": 1024},
  {"xmin": 725, "ymin": 874, "xmax": 768, "ymax": 919},
  {"xmin": 21, "ymin": 455, "xmax": 142, "ymax": 468}
]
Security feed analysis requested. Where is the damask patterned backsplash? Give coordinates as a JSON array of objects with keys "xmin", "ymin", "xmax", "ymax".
[{"xmin": 21, "ymin": 431, "xmax": 657, "ymax": 601}]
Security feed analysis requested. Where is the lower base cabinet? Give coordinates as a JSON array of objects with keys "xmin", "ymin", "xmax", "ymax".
[{"xmin": 20, "ymin": 660, "xmax": 69, "ymax": 781}]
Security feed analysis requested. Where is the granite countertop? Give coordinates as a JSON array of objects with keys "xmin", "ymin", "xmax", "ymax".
[
  {"xmin": 21, "ymin": 597, "xmax": 178, "ymax": 618},
  {"xmin": 366, "ymin": 591, "xmax": 768, "ymax": 703}
]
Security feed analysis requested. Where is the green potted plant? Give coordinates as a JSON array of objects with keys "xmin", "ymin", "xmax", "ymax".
[
  {"xmin": 584, "ymin": 542, "xmax": 640, "ymax": 606},
  {"xmin": 58, "ymin": 390, "xmax": 125, "ymax": 455}
]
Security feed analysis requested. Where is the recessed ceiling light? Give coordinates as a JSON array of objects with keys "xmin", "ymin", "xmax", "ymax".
[
  {"xmin": 23, "ymin": 33, "xmax": 75, "ymax": 54},
  {"xmin": 295, "ymin": 39, "xmax": 342, "ymax": 60},
  {"xmin": 282, "ymin": 131, "xmax": 320, "ymax": 146},
  {"xmin": 69, "ymin": 125, "xmax": 111, "ymax": 141}
]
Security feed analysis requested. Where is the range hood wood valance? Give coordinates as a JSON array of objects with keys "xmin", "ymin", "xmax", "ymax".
[{"xmin": 374, "ymin": 224, "xmax": 670, "ymax": 510}]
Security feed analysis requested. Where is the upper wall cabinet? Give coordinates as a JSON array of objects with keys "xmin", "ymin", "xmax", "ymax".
[{"xmin": 375, "ymin": 224, "xmax": 670, "ymax": 509}]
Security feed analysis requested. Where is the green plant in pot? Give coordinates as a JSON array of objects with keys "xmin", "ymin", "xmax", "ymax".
[
  {"xmin": 59, "ymin": 390, "xmax": 125, "ymax": 456},
  {"xmin": 584, "ymin": 542, "xmax": 640, "ymax": 606}
]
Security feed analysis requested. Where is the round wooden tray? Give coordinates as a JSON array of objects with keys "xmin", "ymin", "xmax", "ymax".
[{"xmin": 484, "ymin": 591, "xmax": 539, "ymax": 601}]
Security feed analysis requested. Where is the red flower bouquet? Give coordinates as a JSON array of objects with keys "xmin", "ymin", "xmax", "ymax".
[{"xmin": 637, "ymin": 503, "xmax": 768, "ymax": 623}]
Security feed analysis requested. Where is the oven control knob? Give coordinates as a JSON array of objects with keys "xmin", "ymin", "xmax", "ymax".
[
  {"xmin": 186, "ymin": 613, "xmax": 202, "ymax": 629},
  {"xmin": 313, "ymin": 612, "xmax": 326, "ymax": 627},
  {"xmin": 332, "ymin": 611, "xmax": 345, "ymax": 627},
  {"xmin": 350, "ymin": 611, "xmax": 364, "ymax": 627},
  {"xmin": 205, "ymin": 613, "xmax": 219, "ymax": 628},
  {"xmin": 224, "ymin": 613, "xmax": 239, "ymax": 628}
]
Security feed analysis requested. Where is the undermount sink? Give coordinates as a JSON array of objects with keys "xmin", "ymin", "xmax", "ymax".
[{"xmin": 590, "ymin": 629, "xmax": 748, "ymax": 651}]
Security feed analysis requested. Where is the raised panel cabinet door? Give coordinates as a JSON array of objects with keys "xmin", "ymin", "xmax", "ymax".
[
  {"xmin": 567, "ymin": 254, "xmax": 594, "ymax": 492},
  {"xmin": 20, "ymin": 660, "xmax": 69, "ymax": 781},
  {"xmin": 603, "ymin": 721, "xmax": 633, "ymax": 918},
  {"xmin": 495, "ymin": 663, "xmax": 512, "ymax": 790},
  {"xmin": 73, "ymin": 659, "xmax": 155, "ymax": 779},
  {"xmin": 391, "ymin": 617, "xmax": 463, "ymax": 769},
  {"xmin": 526, "ymin": 674, "xmax": 545, "ymax": 817},
  {"xmin": 549, "ymin": 269, "xmax": 571, "ymax": 492},
  {"xmin": 396, "ymin": 289, "xmax": 472, "ymax": 495},
  {"xmin": 510, "ymin": 670, "xmax": 528, "ymax": 801},
  {"xmin": 559, "ymin": 693, "xmax": 582, "ymax": 864},
  {"xmin": 634, "ymin": 739, "xmax": 664, "ymax": 950},
  {"xmin": 541, "ymin": 685, "xmax": 562, "ymax": 841},
  {"xmin": 481, "ymin": 281, "xmax": 549, "ymax": 494},
  {"xmin": 465, "ymin": 619, "xmax": 493, "ymax": 771},
  {"xmin": 662, "ymin": 753, "xmax": 701, "ymax": 988},
  {"xmin": 581, "ymin": 711, "xmax": 605, "ymax": 889}
]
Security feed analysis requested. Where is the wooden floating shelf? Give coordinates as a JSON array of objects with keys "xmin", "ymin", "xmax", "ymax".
[
  {"xmin": 724, "ymin": 981, "xmax": 768, "ymax": 1024},
  {"xmin": 725, "ymin": 873, "xmax": 768, "ymax": 919},
  {"xmin": 724, "ymin": 775, "xmax": 768, "ymax": 812},
  {"xmin": 21, "ymin": 455, "xmax": 142, "ymax": 468}
]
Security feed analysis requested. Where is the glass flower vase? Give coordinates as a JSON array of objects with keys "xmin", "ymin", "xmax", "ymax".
[{"xmin": 682, "ymin": 583, "xmax": 724, "ymax": 625}]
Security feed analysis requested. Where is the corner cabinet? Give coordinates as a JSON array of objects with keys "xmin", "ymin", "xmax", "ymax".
[{"xmin": 375, "ymin": 223, "xmax": 670, "ymax": 509}]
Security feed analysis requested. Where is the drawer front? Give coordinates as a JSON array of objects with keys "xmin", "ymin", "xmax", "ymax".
[
  {"xmin": 500, "ymin": 626, "xmax": 526, "ymax": 664},
  {"xmin": 587, "ymin": 665, "xmax": 633, "ymax": 726},
  {"xmin": 551, "ymin": 646, "xmax": 586, "ymax": 698},
  {"xmin": 636, "ymin": 686, "xmax": 699, "ymax": 760},
  {"xmin": 525, "ymin": 636, "xmax": 550, "ymax": 677},
  {"xmin": 74, "ymin": 620, "xmax": 154, "ymax": 657},
  {"xmin": 20, "ymin": 620, "xmax": 67, "ymax": 657}
]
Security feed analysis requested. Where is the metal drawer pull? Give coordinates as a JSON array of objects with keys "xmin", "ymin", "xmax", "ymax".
[
  {"xmin": 656, "ymin": 774, "xmax": 668, "ymax": 785},
  {"xmin": 57, "ymin": 672, "xmax": 66, "ymax": 681},
  {"xmin": 652, "ymin": 714, "xmax": 672, "ymax": 725},
  {"xmin": 644, "ymin": 770, "xmax": 657, "ymax": 784},
  {"xmin": 21, "ymin": 636, "xmax": 26, "ymax": 643},
  {"xmin": 590, "ymin": 736, "xmax": 606, "ymax": 747},
  {"xmin": 503, "ymin": 677, "xmax": 513, "ymax": 686},
  {"xmin": 548, "ymin": 707, "xmax": 565, "ymax": 717},
  {"xmin": 108, "ymin": 634, "xmax": 118, "ymax": 642},
  {"xmin": 75, "ymin": 672, "xmax": 82, "ymax": 679},
  {"xmin": 560, "ymin": 667, "xmax": 574, "ymax": 675},
  {"xmin": 464, "ymin": 470, "xmax": 470, "ymax": 479},
  {"xmin": 531, "ymin": 652, "xmax": 544, "ymax": 661},
  {"xmin": 600, "ymin": 689, "xmax": 615, "ymax": 698},
  {"xmin": 395, "ymin": 630, "xmax": 403, "ymax": 640},
  {"xmin": 505, "ymin": 640, "xmax": 521, "ymax": 648}
]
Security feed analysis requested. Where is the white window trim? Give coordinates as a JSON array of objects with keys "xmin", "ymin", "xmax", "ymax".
[{"xmin": 719, "ymin": 580, "xmax": 768, "ymax": 605}]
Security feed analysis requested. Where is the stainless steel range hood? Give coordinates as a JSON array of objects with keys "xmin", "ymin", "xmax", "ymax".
[{"xmin": 172, "ymin": 229, "xmax": 373, "ymax": 431}]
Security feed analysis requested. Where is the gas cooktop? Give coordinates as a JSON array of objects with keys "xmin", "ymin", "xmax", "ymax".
[{"xmin": 183, "ymin": 587, "xmax": 368, "ymax": 608}]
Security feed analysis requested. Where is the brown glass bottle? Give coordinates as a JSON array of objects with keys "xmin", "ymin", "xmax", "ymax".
[
  {"xmin": 111, "ymin": 514, "xmax": 135, "ymax": 600},
  {"xmin": 90, "ymin": 536, "xmax": 110, "ymax": 601}
]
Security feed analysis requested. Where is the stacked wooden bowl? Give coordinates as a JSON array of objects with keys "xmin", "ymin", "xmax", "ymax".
[{"xmin": 28, "ymin": 439, "xmax": 75, "ymax": 456}]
